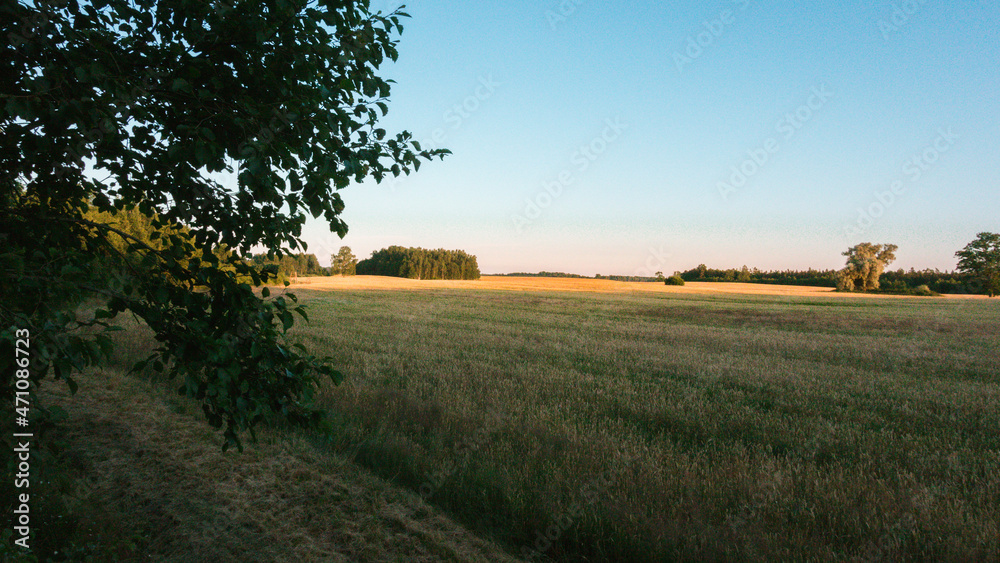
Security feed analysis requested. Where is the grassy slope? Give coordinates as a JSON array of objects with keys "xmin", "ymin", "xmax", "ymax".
[
  {"xmin": 25, "ymin": 368, "xmax": 522, "ymax": 562},
  {"xmin": 285, "ymin": 278, "xmax": 1000, "ymax": 561}
]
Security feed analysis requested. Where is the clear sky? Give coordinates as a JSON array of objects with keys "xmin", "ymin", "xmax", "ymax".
[{"xmin": 301, "ymin": 0, "xmax": 1000, "ymax": 276}]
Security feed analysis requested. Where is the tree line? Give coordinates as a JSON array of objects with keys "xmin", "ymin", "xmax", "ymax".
[
  {"xmin": 678, "ymin": 265, "xmax": 838, "ymax": 286},
  {"xmin": 356, "ymin": 246, "xmax": 481, "ymax": 280},
  {"xmin": 831, "ymin": 236, "xmax": 998, "ymax": 296},
  {"xmin": 74, "ymin": 203, "xmax": 343, "ymax": 284},
  {"xmin": 497, "ymin": 271, "xmax": 591, "ymax": 279},
  {"xmin": 250, "ymin": 252, "xmax": 326, "ymax": 281},
  {"xmin": 496, "ymin": 233, "xmax": 1000, "ymax": 297},
  {"xmin": 675, "ymin": 263, "xmax": 982, "ymax": 295}
]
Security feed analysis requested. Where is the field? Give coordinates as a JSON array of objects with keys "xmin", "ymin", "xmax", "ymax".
[
  {"xmin": 285, "ymin": 276, "xmax": 999, "ymax": 560},
  {"xmin": 31, "ymin": 276, "xmax": 1000, "ymax": 561}
]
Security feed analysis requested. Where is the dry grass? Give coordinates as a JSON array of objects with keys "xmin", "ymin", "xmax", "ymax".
[
  {"xmin": 18, "ymin": 277, "xmax": 997, "ymax": 561},
  {"xmin": 25, "ymin": 362, "xmax": 521, "ymax": 562},
  {"xmin": 283, "ymin": 277, "xmax": 1000, "ymax": 561}
]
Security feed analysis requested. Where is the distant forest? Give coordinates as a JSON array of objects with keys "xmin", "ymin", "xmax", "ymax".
[
  {"xmin": 497, "ymin": 271, "xmax": 590, "ymax": 279},
  {"xmin": 678, "ymin": 265, "xmax": 837, "ymax": 286},
  {"xmin": 247, "ymin": 255, "xmax": 981, "ymax": 294},
  {"xmin": 250, "ymin": 253, "xmax": 328, "ymax": 280},
  {"xmin": 678, "ymin": 265, "xmax": 980, "ymax": 294},
  {"xmin": 498, "ymin": 266, "xmax": 982, "ymax": 294},
  {"xmin": 494, "ymin": 272, "xmax": 661, "ymax": 282},
  {"xmin": 246, "ymin": 247, "xmax": 481, "ymax": 281},
  {"xmin": 357, "ymin": 246, "xmax": 481, "ymax": 280}
]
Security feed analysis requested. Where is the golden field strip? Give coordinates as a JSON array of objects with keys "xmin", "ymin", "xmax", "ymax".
[
  {"xmin": 277, "ymin": 276, "xmax": 1000, "ymax": 561},
  {"xmin": 294, "ymin": 274, "xmax": 990, "ymax": 298}
]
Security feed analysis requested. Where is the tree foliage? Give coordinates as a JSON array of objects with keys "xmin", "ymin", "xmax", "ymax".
[
  {"xmin": 356, "ymin": 246, "xmax": 480, "ymax": 280},
  {"xmin": 679, "ymin": 265, "xmax": 837, "ymax": 287},
  {"xmin": 251, "ymin": 252, "xmax": 327, "ymax": 281},
  {"xmin": 330, "ymin": 245, "xmax": 358, "ymax": 276},
  {"xmin": 1, "ymin": 0, "xmax": 446, "ymax": 449},
  {"xmin": 879, "ymin": 268, "xmax": 978, "ymax": 295},
  {"xmin": 836, "ymin": 243, "xmax": 898, "ymax": 291},
  {"xmin": 664, "ymin": 275, "xmax": 685, "ymax": 286},
  {"xmin": 955, "ymin": 232, "xmax": 1000, "ymax": 297}
]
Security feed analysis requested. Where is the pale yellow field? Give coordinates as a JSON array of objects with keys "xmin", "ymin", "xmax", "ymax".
[{"xmin": 289, "ymin": 275, "xmax": 986, "ymax": 299}]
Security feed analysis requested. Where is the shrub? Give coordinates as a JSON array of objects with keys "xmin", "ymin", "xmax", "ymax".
[{"xmin": 664, "ymin": 275, "xmax": 685, "ymax": 286}]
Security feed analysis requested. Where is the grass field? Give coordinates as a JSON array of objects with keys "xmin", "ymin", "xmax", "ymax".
[
  {"xmin": 21, "ymin": 370, "xmax": 519, "ymax": 562},
  {"xmin": 24, "ymin": 276, "xmax": 999, "ymax": 561},
  {"xmin": 285, "ymin": 276, "xmax": 999, "ymax": 561}
]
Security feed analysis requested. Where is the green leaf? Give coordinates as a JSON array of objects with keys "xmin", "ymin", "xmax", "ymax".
[
  {"xmin": 6, "ymin": 0, "xmax": 446, "ymax": 452},
  {"xmin": 329, "ymin": 369, "xmax": 345, "ymax": 385}
]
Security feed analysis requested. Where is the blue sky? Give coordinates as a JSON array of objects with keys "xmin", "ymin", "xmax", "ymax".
[{"xmin": 301, "ymin": 0, "xmax": 1000, "ymax": 276}]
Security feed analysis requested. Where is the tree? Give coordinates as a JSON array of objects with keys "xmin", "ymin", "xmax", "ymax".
[
  {"xmin": 664, "ymin": 275, "xmax": 684, "ymax": 286},
  {"xmin": 331, "ymin": 246, "xmax": 358, "ymax": 276},
  {"xmin": 737, "ymin": 265, "xmax": 752, "ymax": 282},
  {"xmin": 1, "ymin": 0, "xmax": 447, "ymax": 450},
  {"xmin": 355, "ymin": 246, "xmax": 480, "ymax": 280},
  {"xmin": 956, "ymin": 232, "xmax": 1000, "ymax": 297},
  {"xmin": 836, "ymin": 243, "xmax": 898, "ymax": 291}
]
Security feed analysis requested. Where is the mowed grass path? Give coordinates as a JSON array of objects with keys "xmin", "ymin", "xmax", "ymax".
[{"xmin": 289, "ymin": 278, "xmax": 1000, "ymax": 561}]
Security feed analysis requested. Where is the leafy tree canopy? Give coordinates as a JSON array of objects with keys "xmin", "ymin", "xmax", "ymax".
[
  {"xmin": 357, "ymin": 246, "xmax": 480, "ymax": 280},
  {"xmin": 331, "ymin": 245, "xmax": 358, "ymax": 276},
  {"xmin": 836, "ymin": 243, "xmax": 898, "ymax": 291},
  {"xmin": 1, "ymin": 0, "xmax": 446, "ymax": 449},
  {"xmin": 956, "ymin": 232, "xmax": 1000, "ymax": 297}
]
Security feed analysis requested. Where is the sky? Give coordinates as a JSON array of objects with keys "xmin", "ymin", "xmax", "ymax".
[{"xmin": 300, "ymin": 0, "xmax": 1000, "ymax": 276}]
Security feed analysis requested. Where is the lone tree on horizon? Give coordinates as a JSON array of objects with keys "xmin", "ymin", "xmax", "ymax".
[
  {"xmin": 836, "ymin": 243, "xmax": 898, "ymax": 291},
  {"xmin": 956, "ymin": 232, "xmax": 1000, "ymax": 297},
  {"xmin": 331, "ymin": 246, "xmax": 358, "ymax": 276}
]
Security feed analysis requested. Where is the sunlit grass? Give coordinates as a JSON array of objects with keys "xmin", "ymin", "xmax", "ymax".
[{"xmin": 287, "ymin": 280, "xmax": 1000, "ymax": 561}]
